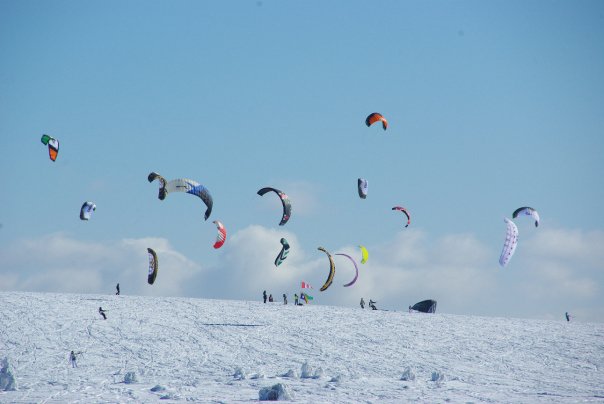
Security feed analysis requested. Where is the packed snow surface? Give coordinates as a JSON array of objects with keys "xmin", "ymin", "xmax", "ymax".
[{"xmin": 1, "ymin": 291, "xmax": 603, "ymax": 403}]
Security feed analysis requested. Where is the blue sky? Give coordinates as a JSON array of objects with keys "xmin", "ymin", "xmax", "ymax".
[{"xmin": 1, "ymin": 1, "xmax": 603, "ymax": 321}]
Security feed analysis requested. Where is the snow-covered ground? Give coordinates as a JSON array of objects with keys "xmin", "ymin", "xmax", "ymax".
[{"xmin": 1, "ymin": 291, "xmax": 603, "ymax": 403}]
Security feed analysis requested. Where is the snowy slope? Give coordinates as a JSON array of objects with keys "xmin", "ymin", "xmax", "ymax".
[{"xmin": 1, "ymin": 291, "xmax": 603, "ymax": 403}]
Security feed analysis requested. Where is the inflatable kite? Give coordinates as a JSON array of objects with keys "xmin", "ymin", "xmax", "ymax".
[
  {"xmin": 392, "ymin": 206, "xmax": 411, "ymax": 228},
  {"xmin": 410, "ymin": 299, "xmax": 437, "ymax": 313},
  {"xmin": 257, "ymin": 187, "xmax": 291, "ymax": 226},
  {"xmin": 41, "ymin": 134, "xmax": 59, "ymax": 162},
  {"xmin": 212, "ymin": 220, "xmax": 226, "ymax": 249},
  {"xmin": 148, "ymin": 172, "xmax": 213, "ymax": 220},
  {"xmin": 274, "ymin": 238, "xmax": 290, "ymax": 267},
  {"xmin": 147, "ymin": 248, "xmax": 158, "ymax": 285},
  {"xmin": 79, "ymin": 201, "xmax": 96, "ymax": 220},
  {"xmin": 499, "ymin": 217, "xmax": 519, "ymax": 267},
  {"xmin": 512, "ymin": 206, "xmax": 540, "ymax": 227},
  {"xmin": 365, "ymin": 112, "xmax": 388, "ymax": 130},
  {"xmin": 357, "ymin": 178, "xmax": 368, "ymax": 199},
  {"xmin": 317, "ymin": 246, "xmax": 336, "ymax": 292},
  {"xmin": 335, "ymin": 253, "xmax": 359, "ymax": 287}
]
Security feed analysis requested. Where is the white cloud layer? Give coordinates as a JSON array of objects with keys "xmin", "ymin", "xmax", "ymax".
[{"xmin": 1, "ymin": 227, "xmax": 602, "ymax": 322}]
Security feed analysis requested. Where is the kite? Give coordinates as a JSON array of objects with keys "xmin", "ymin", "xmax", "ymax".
[
  {"xmin": 317, "ymin": 246, "xmax": 336, "ymax": 292},
  {"xmin": 335, "ymin": 253, "xmax": 359, "ymax": 287},
  {"xmin": 40, "ymin": 134, "xmax": 59, "ymax": 162},
  {"xmin": 512, "ymin": 206, "xmax": 540, "ymax": 227},
  {"xmin": 147, "ymin": 248, "xmax": 158, "ymax": 285},
  {"xmin": 257, "ymin": 187, "xmax": 291, "ymax": 226},
  {"xmin": 79, "ymin": 201, "xmax": 96, "ymax": 220},
  {"xmin": 212, "ymin": 220, "xmax": 227, "ymax": 249},
  {"xmin": 365, "ymin": 112, "xmax": 388, "ymax": 130},
  {"xmin": 358, "ymin": 178, "xmax": 368, "ymax": 199},
  {"xmin": 274, "ymin": 238, "xmax": 290, "ymax": 267},
  {"xmin": 359, "ymin": 245, "xmax": 369, "ymax": 264},
  {"xmin": 410, "ymin": 299, "xmax": 437, "ymax": 313},
  {"xmin": 392, "ymin": 206, "xmax": 411, "ymax": 228},
  {"xmin": 148, "ymin": 172, "xmax": 213, "ymax": 220},
  {"xmin": 499, "ymin": 217, "xmax": 519, "ymax": 267}
]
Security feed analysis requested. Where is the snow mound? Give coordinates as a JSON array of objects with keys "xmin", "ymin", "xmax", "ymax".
[
  {"xmin": 431, "ymin": 371, "xmax": 446, "ymax": 382},
  {"xmin": 124, "ymin": 371, "xmax": 138, "ymax": 384},
  {"xmin": 400, "ymin": 367, "xmax": 416, "ymax": 381},
  {"xmin": 150, "ymin": 385, "xmax": 166, "ymax": 392},
  {"xmin": 233, "ymin": 367, "xmax": 246, "ymax": 380},
  {"xmin": 259, "ymin": 383, "xmax": 293, "ymax": 401},
  {"xmin": 0, "ymin": 357, "xmax": 17, "ymax": 391}
]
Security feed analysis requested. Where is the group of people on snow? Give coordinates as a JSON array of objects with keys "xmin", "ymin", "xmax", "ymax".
[{"xmin": 360, "ymin": 298, "xmax": 377, "ymax": 310}]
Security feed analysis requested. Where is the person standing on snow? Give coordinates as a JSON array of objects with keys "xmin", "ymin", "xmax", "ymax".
[
  {"xmin": 565, "ymin": 312, "xmax": 571, "ymax": 322},
  {"xmin": 263, "ymin": 290, "xmax": 267, "ymax": 304},
  {"xmin": 116, "ymin": 283, "xmax": 120, "ymax": 295},
  {"xmin": 70, "ymin": 351, "xmax": 77, "ymax": 367},
  {"xmin": 268, "ymin": 294, "xmax": 274, "ymax": 302},
  {"xmin": 360, "ymin": 298, "xmax": 365, "ymax": 309},
  {"xmin": 283, "ymin": 294, "xmax": 287, "ymax": 305},
  {"xmin": 99, "ymin": 307, "xmax": 107, "ymax": 320},
  {"xmin": 294, "ymin": 294, "xmax": 299, "ymax": 306},
  {"xmin": 369, "ymin": 299, "xmax": 377, "ymax": 310}
]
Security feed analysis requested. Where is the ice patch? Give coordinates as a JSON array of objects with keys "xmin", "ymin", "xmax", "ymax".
[
  {"xmin": 259, "ymin": 383, "xmax": 293, "ymax": 401},
  {"xmin": 0, "ymin": 357, "xmax": 17, "ymax": 391}
]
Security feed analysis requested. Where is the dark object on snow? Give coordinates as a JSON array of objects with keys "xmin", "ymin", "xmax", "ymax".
[
  {"xmin": 410, "ymin": 299, "xmax": 437, "ymax": 313},
  {"xmin": 99, "ymin": 307, "xmax": 107, "ymax": 320},
  {"xmin": 263, "ymin": 290, "xmax": 267, "ymax": 304},
  {"xmin": 116, "ymin": 283, "xmax": 120, "ymax": 295},
  {"xmin": 565, "ymin": 312, "xmax": 571, "ymax": 322},
  {"xmin": 369, "ymin": 299, "xmax": 377, "ymax": 310}
]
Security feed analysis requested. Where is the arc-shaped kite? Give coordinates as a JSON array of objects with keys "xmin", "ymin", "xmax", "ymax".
[
  {"xmin": 274, "ymin": 238, "xmax": 290, "ymax": 267},
  {"xmin": 335, "ymin": 253, "xmax": 359, "ymax": 287},
  {"xmin": 317, "ymin": 246, "xmax": 336, "ymax": 292},
  {"xmin": 512, "ymin": 206, "xmax": 540, "ymax": 227},
  {"xmin": 148, "ymin": 172, "xmax": 213, "ymax": 220},
  {"xmin": 147, "ymin": 248, "xmax": 158, "ymax": 285},
  {"xmin": 392, "ymin": 206, "xmax": 411, "ymax": 228},
  {"xmin": 365, "ymin": 112, "xmax": 388, "ymax": 130},
  {"xmin": 212, "ymin": 220, "xmax": 226, "ymax": 249},
  {"xmin": 257, "ymin": 187, "xmax": 291, "ymax": 226},
  {"xmin": 358, "ymin": 178, "xmax": 368, "ymax": 199},
  {"xmin": 79, "ymin": 201, "xmax": 96, "ymax": 220},
  {"xmin": 499, "ymin": 217, "xmax": 519, "ymax": 267},
  {"xmin": 359, "ymin": 245, "xmax": 369, "ymax": 264},
  {"xmin": 41, "ymin": 134, "xmax": 59, "ymax": 162}
]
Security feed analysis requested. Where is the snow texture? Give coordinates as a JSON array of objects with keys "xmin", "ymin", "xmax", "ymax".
[{"xmin": 0, "ymin": 291, "xmax": 603, "ymax": 403}]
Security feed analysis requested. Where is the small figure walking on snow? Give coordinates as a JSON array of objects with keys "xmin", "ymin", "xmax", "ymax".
[
  {"xmin": 369, "ymin": 299, "xmax": 377, "ymax": 310},
  {"xmin": 565, "ymin": 312, "xmax": 571, "ymax": 322},
  {"xmin": 283, "ymin": 293, "xmax": 288, "ymax": 305},
  {"xmin": 360, "ymin": 297, "xmax": 365, "ymax": 309},
  {"xmin": 294, "ymin": 294, "xmax": 299, "ymax": 306},
  {"xmin": 263, "ymin": 290, "xmax": 267, "ymax": 304},
  {"xmin": 99, "ymin": 307, "xmax": 107, "ymax": 320},
  {"xmin": 70, "ymin": 351, "xmax": 78, "ymax": 368},
  {"xmin": 116, "ymin": 283, "xmax": 120, "ymax": 295}
]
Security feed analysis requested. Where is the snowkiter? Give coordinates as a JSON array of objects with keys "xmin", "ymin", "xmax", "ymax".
[
  {"xmin": 360, "ymin": 298, "xmax": 365, "ymax": 309},
  {"xmin": 116, "ymin": 283, "xmax": 120, "ymax": 295},
  {"xmin": 565, "ymin": 312, "xmax": 571, "ymax": 322},
  {"xmin": 70, "ymin": 351, "xmax": 78, "ymax": 368},
  {"xmin": 369, "ymin": 299, "xmax": 377, "ymax": 310},
  {"xmin": 263, "ymin": 290, "xmax": 267, "ymax": 304},
  {"xmin": 269, "ymin": 294, "xmax": 274, "ymax": 302},
  {"xmin": 283, "ymin": 293, "xmax": 287, "ymax": 305},
  {"xmin": 294, "ymin": 294, "xmax": 299, "ymax": 305},
  {"xmin": 99, "ymin": 307, "xmax": 107, "ymax": 320}
]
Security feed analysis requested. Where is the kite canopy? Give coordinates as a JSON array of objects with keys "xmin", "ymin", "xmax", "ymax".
[
  {"xmin": 274, "ymin": 238, "xmax": 290, "ymax": 267},
  {"xmin": 148, "ymin": 172, "xmax": 213, "ymax": 220},
  {"xmin": 365, "ymin": 112, "xmax": 388, "ymax": 130},
  {"xmin": 79, "ymin": 201, "xmax": 96, "ymax": 220},
  {"xmin": 512, "ymin": 206, "xmax": 540, "ymax": 227},
  {"xmin": 41, "ymin": 134, "xmax": 59, "ymax": 161},
  {"xmin": 499, "ymin": 217, "xmax": 519, "ymax": 267},
  {"xmin": 335, "ymin": 253, "xmax": 359, "ymax": 287},
  {"xmin": 212, "ymin": 220, "xmax": 226, "ymax": 249},
  {"xmin": 357, "ymin": 178, "xmax": 368, "ymax": 199},
  {"xmin": 392, "ymin": 206, "xmax": 411, "ymax": 228},
  {"xmin": 410, "ymin": 299, "xmax": 437, "ymax": 313},
  {"xmin": 359, "ymin": 245, "xmax": 369, "ymax": 264},
  {"xmin": 147, "ymin": 248, "xmax": 158, "ymax": 285},
  {"xmin": 317, "ymin": 246, "xmax": 336, "ymax": 292},
  {"xmin": 257, "ymin": 187, "xmax": 292, "ymax": 226}
]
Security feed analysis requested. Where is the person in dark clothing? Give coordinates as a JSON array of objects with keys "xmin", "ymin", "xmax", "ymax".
[
  {"xmin": 268, "ymin": 294, "xmax": 274, "ymax": 302},
  {"xmin": 70, "ymin": 351, "xmax": 78, "ymax": 368},
  {"xmin": 565, "ymin": 312, "xmax": 571, "ymax": 322},
  {"xmin": 283, "ymin": 294, "xmax": 287, "ymax": 305},
  {"xmin": 263, "ymin": 290, "xmax": 267, "ymax": 303},
  {"xmin": 360, "ymin": 298, "xmax": 365, "ymax": 309},
  {"xmin": 294, "ymin": 294, "xmax": 299, "ymax": 306},
  {"xmin": 99, "ymin": 307, "xmax": 107, "ymax": 320},
  {"xmin": 116, "ymin": 283, "xmax": 120, "ymax": 295},
  {"xmin": 369, "ymin": 299, "xmax": 377, "ymax": 310}
]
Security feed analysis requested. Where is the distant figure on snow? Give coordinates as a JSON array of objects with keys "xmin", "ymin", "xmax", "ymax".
[
  {"xmin": 116, "ymin": 283, "xmax": 120, "ymax": 295},
  {"xmin": 294, "ymin": 294, "xmax": 299, "ymax": 306},
  {"xmin": 99, "ymin": 307, "xmax": 107, "ymax": 320},
  {"xmin": 268, "ymin": 294, "xmax": 274, "ymax": 303},
  {"xmin": 565, "ymin": 312, "xmax": 571, "ymax": 322},
  {"xmin": 263, "ymin": 290, "xmax": 267, "ymax": 304},
  {"xmin": 70, "ymin": 351, "xmax": 78, "ymax": 368},
  {"xmin": 283, "ymin": 293, "xmax": 287, "ymax": 305},
  {"xmin": 369, "ymin": 299, "xmax": 377, "ymax": 310},
  {"xmin": 360, "ymin": 298, "xmax": 365, "ymax": 309}
]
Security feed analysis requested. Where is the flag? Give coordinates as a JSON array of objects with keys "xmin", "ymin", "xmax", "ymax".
[{"xmin": 301, "ymin": 281, "xmax": 313, "ymax": 289}]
